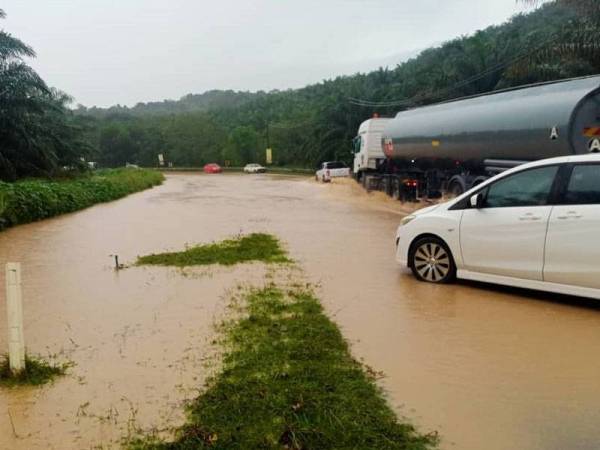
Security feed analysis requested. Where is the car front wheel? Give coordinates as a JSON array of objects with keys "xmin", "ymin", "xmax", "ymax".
[{"xmin": 409, "ymin": 237, "xmax": 456, "ymax": 283}]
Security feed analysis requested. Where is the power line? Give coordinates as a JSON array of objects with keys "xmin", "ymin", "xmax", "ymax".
[
  {"xmin": 348, "ymin": 29, "xmax": 563, "ymax": 108},
  {"xmin": 269, "ymin": 117, "xmax": 316, "ymax": 130}
]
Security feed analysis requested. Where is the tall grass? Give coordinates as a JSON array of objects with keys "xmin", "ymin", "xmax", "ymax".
[{"xmin": 0, "ymin": 168, "xmax": 164, "ymax": 230}]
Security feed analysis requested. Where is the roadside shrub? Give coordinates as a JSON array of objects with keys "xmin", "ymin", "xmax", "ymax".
[{"xmin": 0, "ymin": 169, "xmax": 164, "ymax": 230}]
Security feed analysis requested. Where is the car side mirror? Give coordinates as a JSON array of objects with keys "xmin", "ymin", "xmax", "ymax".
[{"xmin": 470, "ymin": 193, "xmax": 484, "ymax": 209}]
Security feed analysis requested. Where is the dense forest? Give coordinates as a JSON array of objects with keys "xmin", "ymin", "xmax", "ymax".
[{"xmin": 1, "ymin": 1, "xmax": 600, "ymax": 180}]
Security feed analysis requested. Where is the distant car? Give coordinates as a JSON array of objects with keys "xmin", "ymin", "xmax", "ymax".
[
  {"xmin": 316, "ymin": 161, "xmax": 350, "ymax": 182},
  {"xmin": 244, "ymin": 163, "xmax": 266, "ymax": 173},
  {"xmin": 203, "ymin": 163, "xmax": 222, "ymax": 174},
  {"xmin": 395, "ymin": 153, "xmax": 600, "ymax": 300}
]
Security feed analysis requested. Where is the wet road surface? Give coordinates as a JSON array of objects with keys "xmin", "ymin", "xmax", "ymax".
[{"xmin": 1, "ymin": 173, "xmax": 600, "ymax": 449}]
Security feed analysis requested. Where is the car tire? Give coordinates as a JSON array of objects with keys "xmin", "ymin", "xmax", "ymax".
[{"xmin": 409, "ymin": 237, "xmax": 456, "ymax": 284}]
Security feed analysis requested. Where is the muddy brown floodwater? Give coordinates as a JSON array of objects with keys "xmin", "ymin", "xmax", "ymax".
[{"xmin": 1, "ymin": 173, "xmax": 600, "ymax": 450}]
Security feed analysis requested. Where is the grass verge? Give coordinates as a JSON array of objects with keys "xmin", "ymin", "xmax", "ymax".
[
  {"xmin": 0, "ymin": 354, "xmax": 70, "ymax": 387},
  {"xmin": 130, "ymin": 285, "xmax": 437, "ymax": 449},
  {"xmin": 0, "ymin": 168, "xmax": 164, "ymax": 230},
  {"xmin": 136, "ymin": 233, "xmax": 290, "ymax": 267}
]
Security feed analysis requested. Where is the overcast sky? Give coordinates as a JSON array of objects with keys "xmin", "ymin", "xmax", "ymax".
[{"xmin": 1, "ymin": 1, "xmax": 534, "ymax": 107}]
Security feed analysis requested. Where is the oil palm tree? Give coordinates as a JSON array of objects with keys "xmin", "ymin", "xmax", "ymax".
[
  {"xmin": 520, "ymin": 0, "xmax": 600, "ymax": 68},
  {"xmin": 0, "ymin": 8, "xmax": 72, "ymax": 180}
]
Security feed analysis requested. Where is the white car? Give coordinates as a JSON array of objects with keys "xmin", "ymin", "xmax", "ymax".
[
  {"xmin": 316, "ymin": 161, "xmax": 351, "ymax": 182},
  {"xmin": 243, "ymin": 163, "xmax": 266, "ymax": 173},
  {"xmin": 395, "ymin": 154, "xmax": 600, "ymax": 300}
]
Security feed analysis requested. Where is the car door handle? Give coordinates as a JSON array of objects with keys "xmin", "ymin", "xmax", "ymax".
[
  {"xmin": 519, "ymin": 213, "xmax": 542, "ymax": 221},
  {"xmin": 557, "ymin": 211, "xmax": 582, "ymax": 220}
]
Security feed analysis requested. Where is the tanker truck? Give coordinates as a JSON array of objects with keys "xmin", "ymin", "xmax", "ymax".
[{"xmin": 353, "ymin": 74, "xmax": 600, "ymax": 200}]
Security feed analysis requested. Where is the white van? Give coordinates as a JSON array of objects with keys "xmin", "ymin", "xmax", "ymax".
[{"xmin": 395, "ymin": 154, "xmax": 600, "ymax": 300}]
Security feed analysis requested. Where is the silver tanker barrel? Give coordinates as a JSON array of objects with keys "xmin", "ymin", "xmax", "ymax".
[{"xmin": 382, "ymin": 75, "xmax": 600, "ymax": 165}]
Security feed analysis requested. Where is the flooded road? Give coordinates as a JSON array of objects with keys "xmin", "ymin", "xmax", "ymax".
[{"xmin": 1, "ymin": 173, "xmax": 600, "ymax": 450}]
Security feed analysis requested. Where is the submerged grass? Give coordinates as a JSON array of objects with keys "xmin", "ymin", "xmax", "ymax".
[
  {"xmin": 0, "ymin": 354, "xmax": 70, "ymax": 387},
  {"xmin": 130, "ymin": 285, "xmax": 437, "ymax": 449},
  {"xmin": 136, "ymin": 233, "xmax": 291, "ymax": 267}
]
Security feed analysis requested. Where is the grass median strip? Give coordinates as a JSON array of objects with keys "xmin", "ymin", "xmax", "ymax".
[
  {"xmin": 136, "ymin": 233, "xmax": 290, "ymax": 267},
  {"xmin": 132, "ymin": 234, "xmax": 436, "ymax": 448},
  {"xmin": 130, "ymin": 285, "xmax": 437, "ymax": 449}
]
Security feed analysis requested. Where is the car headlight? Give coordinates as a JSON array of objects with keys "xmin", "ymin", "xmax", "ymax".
[{"xmin": 400, "ymin": 215, "xmax": 416, "ymax": 226}]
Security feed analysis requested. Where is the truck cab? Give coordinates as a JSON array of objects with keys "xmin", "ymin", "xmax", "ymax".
[{"xmin": 352, "ymin": 118, "xmax": 391, "ymax": 180}]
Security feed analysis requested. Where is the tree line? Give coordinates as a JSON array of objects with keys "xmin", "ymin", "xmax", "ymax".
[{"xmin": 1, "ymin": 1, "xmax": 599, "ymax": 180}]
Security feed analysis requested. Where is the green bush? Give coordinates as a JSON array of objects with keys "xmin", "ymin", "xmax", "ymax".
[{"xmin": 0, "ymin": 169, "xmax": 164, "ymax": 230}]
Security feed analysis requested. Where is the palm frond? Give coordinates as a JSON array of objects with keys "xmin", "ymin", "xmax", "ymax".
[
  {"xmin": 0, "ymin": 31, "xmax": 36, "ymax": 59},
  {"xmin": 0, "ymin": 61, "xmax": 48, "ymax": 100}
]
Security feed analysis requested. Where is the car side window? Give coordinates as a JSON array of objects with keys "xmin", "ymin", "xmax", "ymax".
[
  {"xmin": 564, "ymin": 164, "xmax": 600, "ymax": 204},
  {"xmin": 483, "ymin": 165, "xmax": 558, "ymax": 208}
]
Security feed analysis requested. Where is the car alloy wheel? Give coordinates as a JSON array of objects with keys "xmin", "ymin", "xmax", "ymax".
[{"xmin": 410, "ymin": 237, "xmax": 456, "ymax": 283}]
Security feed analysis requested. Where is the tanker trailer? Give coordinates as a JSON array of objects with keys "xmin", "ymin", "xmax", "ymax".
[{"xmin": 374, "ymin": 74, "xmax": 600, "ymax": 200}]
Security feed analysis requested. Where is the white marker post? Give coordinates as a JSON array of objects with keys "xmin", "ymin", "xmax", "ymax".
[{"xmin": 5, "ymin": 263, "xmax": 25, "ymax": 375}]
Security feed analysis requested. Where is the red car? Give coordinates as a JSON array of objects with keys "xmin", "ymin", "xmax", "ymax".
[{"xmin": 203, "ymin": 163, "xmax": 222, "ymax": 174}]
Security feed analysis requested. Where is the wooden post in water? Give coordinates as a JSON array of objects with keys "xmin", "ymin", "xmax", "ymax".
[{"xmin": 5, "ymin": 263, "xmax": 25, "ymax": 375}]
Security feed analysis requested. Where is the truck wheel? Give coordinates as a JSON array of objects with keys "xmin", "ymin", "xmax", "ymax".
[
  {"xmin": 448, "ymin": 181, "xmax": 465, "ymax": 197},
  {"xmin": 391, "ymin": 179, "xmax": 401, "ymax": 200},
  {"xmin": 382, "ymin": 177, "xmax": 392, "ymax": 196},
  {"xmin": 409, "ymin": 237, "xmax": 456, "ymax": 284},
  {"xmin": 470, "ymin": 176, "xmax": 488, "ymax": 189}
]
